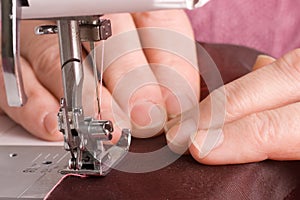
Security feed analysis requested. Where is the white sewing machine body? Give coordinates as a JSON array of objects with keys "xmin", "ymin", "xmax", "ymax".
[{"xmin": 20, "ymin": 0, "xmax": 209, "ymax": 19}]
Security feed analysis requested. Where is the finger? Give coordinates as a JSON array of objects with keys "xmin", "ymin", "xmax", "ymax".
[
  {"xmin": 20, "ymin": 20, "xmax": 63, "ymax": 99},
  {"xmin": 252, "ymin": 54, "xmax": 276, "ymax": 71},
  {"xmin": 132, "ymin": 10, "xmax": 200, "ymax": 119},
  {"xmin": 0, "ymin": 57, "xmax": 63, "ymax": 141},
  {"xmin": 198, "ymin": 48, "xmax": 300, "ymax": 130},
  {"xmin": 166, "ymin": 118, "xmax": 196, "ymax": 155},
  {"xmin": 189, "ymin": 102, "xmax": 300, "ymax": 164},
  {"xmin": 83, "ymin": 13, "xmax": 167, "ymax": 138},
  {"xmin": 165, "ymin": 49, "xmax": 296, "ymax": 153},
  {"xmin": 164, "ymin": 104, "xmax": 199, "ymax": 154}
]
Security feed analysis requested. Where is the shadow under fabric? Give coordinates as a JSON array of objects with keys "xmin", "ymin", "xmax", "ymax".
[{"xmin": 45, "ymin": 42, "xmax": 300, "ymax": 200}]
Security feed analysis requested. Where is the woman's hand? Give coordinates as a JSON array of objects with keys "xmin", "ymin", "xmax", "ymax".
[
  {"xmin": 0, "ymin": 10, "xmax": 199, "ymax": 143},
  {"xmin": 167, "ymin": 48, "xmax": 300, "ymax": 164}
]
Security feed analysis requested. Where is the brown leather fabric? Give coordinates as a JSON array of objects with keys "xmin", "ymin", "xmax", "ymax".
[{"xmin": 46, "ymin": 43, "xmax": 300, "ymax": 200}]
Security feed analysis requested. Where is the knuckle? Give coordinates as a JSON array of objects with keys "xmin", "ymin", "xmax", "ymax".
[
  {"xmin": 251, "ymin": 112, "xmax": 278, "ymax": 151},
  {"xmin": 33, "ymin": 45, "xmax": 60, "ymax": 74},
  {"xmin": 222, "ymin": 83, "xmax": 247, "ymax": 122},
  {"xmin": 277, "ymin": 48, "xmax": 300, "ymax": 84},
  {"xmin": 207, "ymin": 87, "xmax": 228, "ymax": 125}
]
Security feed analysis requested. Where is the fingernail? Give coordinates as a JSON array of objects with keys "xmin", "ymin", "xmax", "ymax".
[
  {"xmin": 165, "ymin": 93, "xmax": 198, "ymax": 119},
  {"xmin": 166, "ymin": 119, "xmax": 198, "ymax": 154},
  {"xmin": 253, "ymin": 54, "xmax": 276, "ymax": 71},
  {"xmin": 191, "ymin": 128, "xmax": 224, "ymax": 159},
  {"xmin": 44, "ymin": 112, "xmax": 59, "ymax": 135},
  {"xmin": 256, "ymin": 54, "xmax": 276, "ymax": 62},
  {"xmin": 130, "ymin": 101, "xmax": 167, "ymax": 138},
  {"xmin": 164, "ymin": 105, "xmax": 199, "ymax": 133},
  {"xmin": 164, "ymin": 116, "xmax": 180, "ymax": 133}
]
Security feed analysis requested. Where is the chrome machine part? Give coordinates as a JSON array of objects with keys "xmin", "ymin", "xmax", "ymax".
[
  {"xmin": 1, "ymin": 0, "xmax": 27, "ymax": 106},
  {"xmin": 0, "ymin": 145, "xmax": 69, "ymax": 199},
  {"xmin": 54, "ymin": 17, "xmax": 130, "ymax": 176},
  {"xmin": 35, "ymin": 17, "xmax": 130, "ymax": 175}
]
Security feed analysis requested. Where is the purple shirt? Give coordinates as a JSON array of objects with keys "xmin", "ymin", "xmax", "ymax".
[{"xmin": 186, "ymin": 0, "xmax": 300, "ymax": 57}]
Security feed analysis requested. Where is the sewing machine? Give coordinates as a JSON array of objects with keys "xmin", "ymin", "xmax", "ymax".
[{"xmin": 0, "ymin": 0, "xmax": 207, "ymax": 177}]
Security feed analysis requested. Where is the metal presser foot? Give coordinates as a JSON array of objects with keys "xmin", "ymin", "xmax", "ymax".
[{"xmin": 36, "ymin": 16, "xmax": 131, "ymax": 176}]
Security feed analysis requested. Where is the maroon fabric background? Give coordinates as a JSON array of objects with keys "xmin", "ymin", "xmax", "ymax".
[{"xmin": 46, "ymin": 43, "xmax": 300, "ymax": 200}]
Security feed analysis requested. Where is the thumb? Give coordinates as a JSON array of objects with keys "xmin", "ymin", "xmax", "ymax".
[
  {"xmin": 0, "ymin": 57, "xmax": 62, "ymax": 141},
  {"xmin": 189, "ymin": 102, "xmax": 300, "ymax": 164}
]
